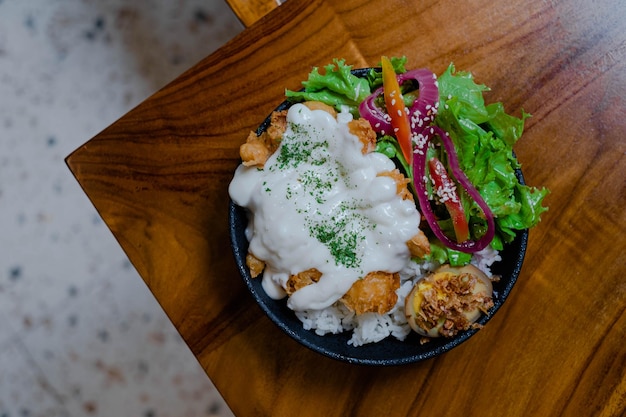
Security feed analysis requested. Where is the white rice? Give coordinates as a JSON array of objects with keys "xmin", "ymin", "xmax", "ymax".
[
  {"xmin": 470, "ymin": 246, "xmax": 502, "ymax": 276},
  {"xmin": 294, "ymin": 249, "xmax": 501, "ymax": 346}
]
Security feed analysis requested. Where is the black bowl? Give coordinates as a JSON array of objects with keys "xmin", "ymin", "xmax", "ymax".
[{"xmin": 228, "ymin": 68, "xmax": 528, "ymax": 366}]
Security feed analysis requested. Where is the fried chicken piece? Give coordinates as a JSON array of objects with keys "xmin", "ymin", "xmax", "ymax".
[
  {"xmin": 302, "ymin": 101, "xmax": 375, "ymax": 155},
  {"xmin": 265, "ymin": 109, "xmax": 287, "ymax": 150},
  {"xmin": 303, "ymin": 101, "xmax": 337, "ymax": 117},
  {"xmin": 240, "ymin": 131, "xmax": 272, "ymax": 168},
  {"xmin": 378, "ymin": 168, "xmax": 414, "ymax": 201},
  {"xmin": 285, "ymin": 268, "xmax": 322, "ymax": 295},
  {"xmin": 407, "ymin": 229, "xmax": 431, "ymax": 258},
  {"xmin": 246, "ymin": 253, "xmax": 266, "ymax": 278},
  {"xmin": 348, "ymin": 118, "xmax": 377, "ymax": 154},
  {"xmin": 239, "ymin": 110, "xmax": 287, "ymax": 168},
  {"xmin": 376, "ymin": 169, "xmax": 430, "ymax": 258},
  {"xmin": 341, "ymin": 271, "xmax": 400, "ymax": 315}
]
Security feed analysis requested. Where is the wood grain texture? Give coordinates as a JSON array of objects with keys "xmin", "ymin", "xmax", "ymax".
[
  {"xmin": 66, "ymin": 0, "xmax": 626, "ymax": 416},
  {"xmin": 224, "ymin": 0, "xmax": 280, "ymax": 27}
]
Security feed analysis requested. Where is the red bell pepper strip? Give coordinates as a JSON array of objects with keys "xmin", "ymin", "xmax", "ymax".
[
  {"xmin": 413, "ymin": 125, "xmax": 495, "ymax": 252},
  {"xmin": 428, "ymin": 156, "xmax": 470, "ymax": 243},
  {"xmin": 381, "ymin": 56, "xmax": 413, "ymax": 166}
]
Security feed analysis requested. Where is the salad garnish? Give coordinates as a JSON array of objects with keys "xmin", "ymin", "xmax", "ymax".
[
  {"xmin": 285, "ymin": 57, "xmax": 548, "ymax": 266},
  {"xmin": 413, "ymin": 124, "xmax": 496, "ymax": 253}
]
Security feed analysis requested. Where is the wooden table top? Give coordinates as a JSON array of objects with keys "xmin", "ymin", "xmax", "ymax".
[
  {"xmin": 224, "ymin": 0, "xmax": 280, "ymax": 27},
  {"xmin": 66, "ymin": 0, "xmax": 626, "ymax": 415}
]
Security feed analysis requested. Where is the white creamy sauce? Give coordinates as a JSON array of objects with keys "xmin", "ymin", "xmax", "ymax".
[{"xmin": 229, "ymin": 103, "xmax": 420, "ymax": 311}]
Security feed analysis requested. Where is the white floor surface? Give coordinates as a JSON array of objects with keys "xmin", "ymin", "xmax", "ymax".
[{"xmin": 0, "ymin": 1, "xmax": 244, "ymax": 415}]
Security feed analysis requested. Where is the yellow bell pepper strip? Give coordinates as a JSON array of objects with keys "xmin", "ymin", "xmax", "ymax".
[
  {"xmin": 428, "ymin": 156, "xmax": 470, "ymax": 243},
  {"xmin": 381, "ymin": 56, "xmax": 413, "ymax": 166}
]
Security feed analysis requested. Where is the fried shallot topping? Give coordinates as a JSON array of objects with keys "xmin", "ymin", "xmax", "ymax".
[{"xmin": 415, "ymin": 270, "xmax": 494, "ymax": 337}]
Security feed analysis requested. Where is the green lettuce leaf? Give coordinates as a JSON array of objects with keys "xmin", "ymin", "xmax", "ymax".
[
  {"xmin": 285, "ymin": 59, "xmax": 371, "ymax": 116},
  {"xmin": 375, "ymin": 135, "xmax": 411, "ymax": 180},
  {"xmin": 438, "ymin": 64, "xmax": 491, "ymax": 124},
  {"xmin": 436, "ymin": 63, "xmax": 549, "ymax": 249},
  {"xmin": 423, "ymin": 241, "xmax": 472, "ymax": 266},
  {"xmin": 367, "ymin": 56, "xmax": 408, "ymax": 88}
]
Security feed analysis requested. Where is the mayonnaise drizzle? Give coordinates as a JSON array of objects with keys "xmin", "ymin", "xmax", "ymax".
[{"xmin": 229, "ymin": 104, "xmax": 420, "ymax": 311}]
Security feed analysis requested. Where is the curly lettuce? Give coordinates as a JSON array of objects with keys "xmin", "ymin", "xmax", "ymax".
[
  {"xmin": 285, "ymin": 59, "xmax": 371, "ymax": 116},
  {"xmin": 435, "ymin": 64, "xmax": 549, "ymax": 250}
]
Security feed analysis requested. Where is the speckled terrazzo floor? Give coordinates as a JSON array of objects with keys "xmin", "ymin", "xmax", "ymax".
[{"xmin": 0, "ymin": 1, "xmax": 243, "ymax": 416}]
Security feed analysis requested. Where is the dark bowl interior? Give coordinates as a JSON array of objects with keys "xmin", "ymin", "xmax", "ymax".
[{"xmin": 228, "ymin": 68, "xmax": 528, "ymax": 366}]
